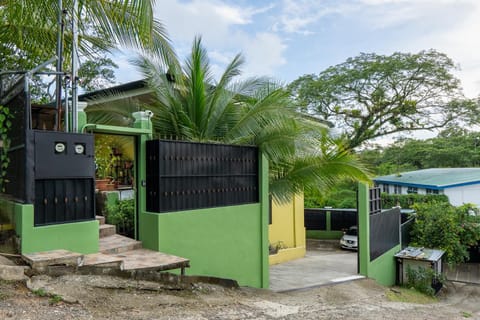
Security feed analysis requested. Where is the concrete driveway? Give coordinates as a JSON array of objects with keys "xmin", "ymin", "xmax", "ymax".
[{"xmin": 269, "ymin": 239, "xmax": 363, "ymax": 292}]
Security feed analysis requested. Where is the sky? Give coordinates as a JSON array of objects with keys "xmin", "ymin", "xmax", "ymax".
[{"xmin": 115, "ymin": 0, "xmax": 480, "ymax": 99}]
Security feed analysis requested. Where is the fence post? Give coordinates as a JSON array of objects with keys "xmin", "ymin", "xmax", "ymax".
[
  {"xmin": 325, "ymin": 207, "xmax": 332, "ymax": 232},
  {"xmin": 358, "ymin": 182, "xmax": 370, "ymax": 276}
]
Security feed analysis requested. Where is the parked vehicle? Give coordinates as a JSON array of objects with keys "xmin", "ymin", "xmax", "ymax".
[{"xmin": 340, "ymin": 226, "xmax": 358, "ymax": 250}]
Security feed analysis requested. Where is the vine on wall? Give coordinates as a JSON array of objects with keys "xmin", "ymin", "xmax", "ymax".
[{"xmin": 0, "ymin": 105, "xmax": 12, "ymax": 192}]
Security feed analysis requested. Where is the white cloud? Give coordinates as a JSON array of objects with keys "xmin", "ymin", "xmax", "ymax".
[
  {"xmin": 153, "ymin": 0, "xmax": 286, "ymax": 79},
  {"xmin": 241, "ymin": 32, "xmax": 287, "ymax": 76},
  {"xmin": 272, "ymin": 0, "xmax": 356, "ymax": 34}
]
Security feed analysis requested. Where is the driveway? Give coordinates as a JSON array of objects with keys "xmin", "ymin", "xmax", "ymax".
[{"xmin": 269, "ymin": 239, "xmax": 363, "ymax": 292}]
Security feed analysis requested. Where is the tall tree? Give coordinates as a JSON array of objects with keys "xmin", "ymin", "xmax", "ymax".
[
  {"xmin": 95, "ymin": 37, "xmax": 371, "ymax": 202},
  {"xmin": 289, "ymin": 50, "xmax": 473, "ymax": 149}
]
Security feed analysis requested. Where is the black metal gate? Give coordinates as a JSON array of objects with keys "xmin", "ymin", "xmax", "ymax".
[
  {"xmin": 1, "ymin": 77, "xmax": 95, "ymax": 226},
  {"xmin": 146, "ymin": 140, "xmax": 259, "ymax": 213}
]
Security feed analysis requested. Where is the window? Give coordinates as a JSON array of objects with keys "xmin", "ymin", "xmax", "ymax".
[
  {"xmin": 393, "ymin": 184, "xmax": 402, "ymax": 194},
  {"xmin": 382, "ymin": 184, "xmax": 390, "ymax": 194},
  {"xmin": 426, "ymin": 188, "xmax": 439, "ymax": 195},
  {"xmin": 407, "ymin": 186, "xmax": 418, "ymax": 194}
]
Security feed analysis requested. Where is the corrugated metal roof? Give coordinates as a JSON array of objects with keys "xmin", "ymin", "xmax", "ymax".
[{"xmin": 373, "ymin": 168, "xmax": 480, "ymax": 188}]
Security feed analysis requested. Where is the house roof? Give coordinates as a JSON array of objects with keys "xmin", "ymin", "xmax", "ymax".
[{"xmin": 373, "ymin": 168, "xmax": 480, "ymax": 190}]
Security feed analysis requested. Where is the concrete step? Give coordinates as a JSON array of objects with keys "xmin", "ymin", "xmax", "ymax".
[
  {"xmin": 82, "ymin": 252, "xmax": 124, "ymax": 269},
  {"xmin": 96, "ymin": 215, "xmax": 106, "ymax": 225},
  {"xmin": 111, "ymin": 248, "xmax": 190, "ymax": 272},
  {"xmin": 99, "ymin": 234, "xmax": 142, "ymax": 254},
  {"xmin": 99, "ymin": 224, "xmax": 116, "ymax": 238},
  {"xmin": 22, "ymin": 249, "xmax": 84, "ymax": 272}
]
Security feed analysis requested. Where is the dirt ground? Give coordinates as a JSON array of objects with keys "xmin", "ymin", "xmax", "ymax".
[{"xmin": 0, "ymin": 274, "xmax": 479, "ymax": 320}]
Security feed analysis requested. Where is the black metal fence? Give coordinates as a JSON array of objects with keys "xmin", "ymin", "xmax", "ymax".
[
  {"xmin": 304, "ymin": 208, "xmax": 357, "ymax": 231},
  {"xmin": 400, "ymin": 215, "xmax": 415, "ymax": 248},
  {"xmin": 369, "ymin": 187, "xmax": 382, "ymax": 215},
  {"xmin": 1, "ymin": 77, "xmax": 96, "ymax": 226},
  {"xmin": 370, "ymin": 207, "xmax": 400, "ymax": 261},
  {"xmin": 331, "ymin": 209, "xmax": 357, "ymax": 230},
  {"xmin": 304, "ymin": 209, "xmax": 327, "ymax": 230},
  {"xmin": 146, "ymin": 140, "xmax": 259, "ymax": 213},
  {"xmin": 1, "ymin": 77, "xmax": 32, "ymax": 202}
]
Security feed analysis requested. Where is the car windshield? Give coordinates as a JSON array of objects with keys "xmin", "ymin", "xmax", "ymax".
[{"xmin": 346, "ymin": 227, "xmax": 357, "ymax": 236}]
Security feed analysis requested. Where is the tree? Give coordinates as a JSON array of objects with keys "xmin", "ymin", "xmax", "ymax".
[
  {"xmin": 78, "ymin": 57, "xmax": 118, "ymax": 91},
  {"xmin": 96, "ymin": 37, "xmax": 371, "ymax": 202},
  {"xmin": 359, "ymin": 128, "xmax": 480, "ymax": 175},
  {"xmin": 0, "ymin": 1, "xmax": 175, "ymax": 65},
  {"xmin": 411, "ymin": 202, "xmax": 480, "ymax": 266},
  {"xmin": 289, "ymin": 50, "xmax": 472, "ymax": 149}
]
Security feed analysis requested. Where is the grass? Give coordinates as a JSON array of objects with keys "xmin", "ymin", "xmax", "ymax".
[
  {"xmin": 49, "ymin": 294, "xmax": 63, "ymax": 305},
  {"xmin": 32, "ymin": 288, "xmax": 47, "ymax": 297},
  {"xmin": 385, "ymin": 287, "xmax": 437, "ymax": 304}
]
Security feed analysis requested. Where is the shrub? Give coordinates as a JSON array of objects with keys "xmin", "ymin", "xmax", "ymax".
[
  {"xmin": 106, "ymin": 199, "xmax": 135, "ymax": 238},
  {"xmin": 405, "ymin": 265, "xmax": 444, "ymax": 296},
  {"xmin": 382, "ymin": 193, "xmax": 449, "ymax": 209},
  {"xmin": 411, "ymin": 202, "xmax": 480, "ymax": 266}
]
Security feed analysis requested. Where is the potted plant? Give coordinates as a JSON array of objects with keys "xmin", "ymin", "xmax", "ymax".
[{"xmin": 94, "ymin": 135, "xmax": 117, "ymax": 191}]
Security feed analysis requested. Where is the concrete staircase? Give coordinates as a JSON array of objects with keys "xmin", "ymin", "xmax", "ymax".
[{"xmin": 22, "ymin": 216, "xmax": 189, "ymax": 274}]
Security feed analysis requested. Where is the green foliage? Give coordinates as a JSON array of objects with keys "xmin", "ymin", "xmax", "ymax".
[
  {"xmin": 411, "ymin": 202, "xmax": 480, "ymax": 266},
  {"xmin": 359, "ymin": 129, "xmax": 480, "ymax": 175},
  {"xmin": 49, "ymin": 294, "xmax": 62, "ymax": 305},
  {"xmin": 106, "ymin": 199, "xmax": 135, "ymax": 238},
  {"xmin": 405, "ymin": 265, "xmax": 444, "ymax": 297},
  {"xmin": 0, "ymin": 105, "xmax": 13, "ymax": 192},
  {"xmin": 78, "ymin": 57, "xmax": 118, "ymax": 92},
  {"xmin": 304, "ymin": 180, "xmax": 358, "ymax": 208},
  {"xmin": 382, "ymin": 193, "xmax": 449, "ymax": 209},
  {"xmin": 289, "ymin": 50, "xmax": 467, "ymax": 149},
  {"xmin": 131, "ymin": 36, "xmax": 370, "ymax": 203},
  {"xmin": 32, "ymin": 288, "xmax": 47, "ymax": 297},
  {"xmin": 0, "ymin": 0, "xmax": 176, "ymax": 66}
]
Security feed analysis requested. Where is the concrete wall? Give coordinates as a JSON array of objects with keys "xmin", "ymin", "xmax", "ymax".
[
  {"xmin": 358, "ymin": 183, "xmax": 399, "ymax": 286},
  {"xmin": 269, "ymin": 194, "xmax": 306, "ymax": 265},
  {"xmin": 0, "ymin": 198, "xmax": 99, "ymax": 254},
  {"xmin": 138, "ymin": 152, "xmax": 270, "ymax": 288}
]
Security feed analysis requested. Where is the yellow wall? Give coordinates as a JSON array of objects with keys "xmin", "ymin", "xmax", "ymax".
[{"xmin": 268, "ymin": 194, "xmax": 306, "ymax": 264}]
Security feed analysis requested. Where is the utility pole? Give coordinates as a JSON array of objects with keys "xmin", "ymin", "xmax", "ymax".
[
  {"xmin": 55, "ymin": 0, "xmax": 64, "ymax": 131},
  {"xmin": 71, "ymin": 0, "xmax": 79, "ymax": 133}
]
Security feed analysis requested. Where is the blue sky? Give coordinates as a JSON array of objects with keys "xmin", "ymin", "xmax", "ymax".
[{"xmin": 115, "ymin": 0, "xmax": 480, "ymax": 98}]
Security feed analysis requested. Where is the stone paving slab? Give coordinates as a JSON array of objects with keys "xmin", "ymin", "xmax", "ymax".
[
  {"xmin": 82, "ymin": 252, "xmax": 124, "ymax": 269},
  {"xmin": 99, "ymin": 224, "xmax": 116, "ymax": 238},
  {"xmin": 110, "ymin": 248, "xmax": 190, "ymax": 272},
  {"xmin": 23, "ymin": 250, "xmax": 84, "ymax": 271},
  {"xmin": 99, "ymin": 234, "xmax": 142, "ymax": 254}
]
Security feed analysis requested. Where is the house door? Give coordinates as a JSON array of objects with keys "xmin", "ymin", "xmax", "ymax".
[{"xmin": 94, "ymin": 133, "xmax": 137, "ymax": 239}]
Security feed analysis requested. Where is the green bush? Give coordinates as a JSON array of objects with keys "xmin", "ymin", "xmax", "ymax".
[
  {"xmin": 382, "ymin": 193, "xmax": 449, "ymax": 209},
  {"xmin": 106, "ymin": 199, "xmax": 135, "ymax": 238},
  {"xmin": 411, "ymin": 202, "xmax": 480, "ymax": 266},
  {"xmin": 405, "ymin": 265, "xmax": 443, "ymax": 296}
]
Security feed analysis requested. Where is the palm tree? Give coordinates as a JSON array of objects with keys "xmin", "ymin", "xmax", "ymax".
[
  {"xmin": 0, "ymin": 0, "xmax": 176, "ymax": 69},
  {"xmin": 131, "ymin": 36, "xmax": 370, "ymax": 202}
]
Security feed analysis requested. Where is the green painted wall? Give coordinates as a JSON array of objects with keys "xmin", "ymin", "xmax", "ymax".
[
  {"xmin": 3, "ymin": 200, "xmax": 98, "ymax": 254},
  {"xmin": 155, "ymin": 204, "xmax": 264, "ymax": 287},
  {"xmin": 358, "ymin": 182, "xmax": 398, "ymax": 286},
  {"xmin": 139, "ymin": 153, "xmax": 269, "ymax": 289},
  {"xmin": 368, "ymin": 245, "xmax": 401, "ymax": 286}
]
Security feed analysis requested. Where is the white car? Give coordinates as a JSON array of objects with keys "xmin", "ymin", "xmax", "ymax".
[{"xmin": 340, "ymin": 226, "xmax": 358, "ymax": 250}]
